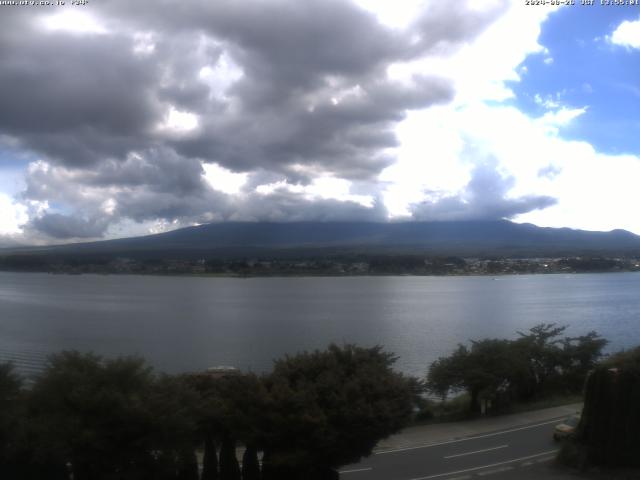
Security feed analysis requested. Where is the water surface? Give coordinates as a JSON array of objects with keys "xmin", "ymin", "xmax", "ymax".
[{"xmin": 1, "ymin": 272, "xmax": 639, "ymax": 378}]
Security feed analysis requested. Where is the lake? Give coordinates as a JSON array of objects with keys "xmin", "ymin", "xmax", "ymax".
[{"xmin": 1, "ymin": 272, "xmax": 639, "ymax": 379}]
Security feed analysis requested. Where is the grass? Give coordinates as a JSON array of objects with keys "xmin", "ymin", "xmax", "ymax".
[
  {"xmin": 412, "ymin": 392, "xmax": 583, "ymax": 426},
  {"xmin": 501, "ymin": 393, "xmax": 582, "ymax": 415}
]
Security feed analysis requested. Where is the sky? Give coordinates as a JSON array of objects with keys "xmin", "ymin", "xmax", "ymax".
[{"xmin": 1, "ymin": 0, "xmax": 640, "ymax": 246}]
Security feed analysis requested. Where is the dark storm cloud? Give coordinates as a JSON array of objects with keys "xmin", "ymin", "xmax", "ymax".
[
  {"xmin": 411, "ymin": 163, "xmax": 557, "ymax": 221},
  {"xmin": 22, "ymin": 147, "xmax": 385, "ymax": 240},
  {"xmin": 412, "ymin": 1, "xmax": 510, "ymax": 52},
  {"xmin": 232, "ymin": 189, "xmax": 387, "ymax": 223},
  {"xmin": 0, "ymin": 235, "xmax": 22, "ymax": 248},
  {"xmin": 22, "ymin": 148, "xmax": 221, "ymax": 220},
  {"xmin": 30, "ymin": 214, "xmax": 110, "ymax": 239},
  {"xmin": 1, "ymin": 0, "xmax": 501, "ymax": 176},
  {"xmin": 0, "ymin": 0, "xmax": 516, "ymax": 240},
  {"xmin": 0, "ymin": 27, "xmax": 161, "ymax": 166}
]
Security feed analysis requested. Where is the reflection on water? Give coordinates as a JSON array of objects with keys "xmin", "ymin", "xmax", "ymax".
[{"xmin": 1, "ymin": 272, "xmax": 639, "ymax": 377}]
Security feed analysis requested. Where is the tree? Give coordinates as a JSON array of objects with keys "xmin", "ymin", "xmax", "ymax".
[
  {"xmin": 146, "ymin": 374, "xmax": 202, "ymax": 480},
  {"xmin": 28, "ymin": 351, "xmax": 159, "ymax": 480},
  {"xmin": 426, "ymin": 324, "xmax": 608, "ymax": 413},
  {"xmin": 559, "ymin": 331, "xmax": 608, "ymax": 392},
  {"xmin": 186, "ymin": 371, "xmax": 268, "ymax": 480},
  {"xmin": 201, "ymin": 434, "xmax": 219, "ymax": 480},
  {"xmin": 219, "ymin": 433, "xmax": 241, "ymax": 480},
  {"xmin": 0, "ymin": 363, "xmax": 25, "ymax": 478},
  {"xmin": 427, "ymin": 340, "xmax": 516, "ymax": 413},
  {"xmin": 241, "ymin": 445, "xmax": 260, "ymax": 480},
  {"xmin": 513, "ymin": 323, "xmax": 568, "ymax": 399},
  {"xmin": 260, "ymin": 344, "xmax": 413, "ymax": 478},
  {"xmin": 575, "ymin": 346, "xmax": 640, "ymax": 467}
]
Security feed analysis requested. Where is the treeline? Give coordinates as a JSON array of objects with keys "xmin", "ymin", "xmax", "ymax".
[
  {"xmin": 0, "ymin": 326, "xmax": 622, "ymax": 478},
  {"xmin": 426, "ymin": 324, "xmax": 608, "ymax": 413},
  {"xmin": 0, "ymin": 345, "xmax": 415, "ymax": 480},
  {"xmin": 2, "ymin": 253, "xmax": 639, "ymax": 276}
]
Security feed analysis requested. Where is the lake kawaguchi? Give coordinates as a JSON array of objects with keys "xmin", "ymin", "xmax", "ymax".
[{"xmin": 1, "ymin": 271, "xmax": 640, "ymax": 379}]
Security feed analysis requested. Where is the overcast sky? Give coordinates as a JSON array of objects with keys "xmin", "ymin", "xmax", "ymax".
[{"xmin": 1, "ymin": 0, "xmax": 639, "ymax": 245}]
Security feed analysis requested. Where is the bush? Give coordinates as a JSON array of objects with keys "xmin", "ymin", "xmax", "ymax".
[{"xmin": 557, "ymin": 438, "xmax": 588, "ymax": 470}]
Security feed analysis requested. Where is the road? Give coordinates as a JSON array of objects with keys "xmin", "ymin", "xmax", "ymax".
[{"xmin": 340, "ymin": 417, "xmax": 565, "ymax": 480}]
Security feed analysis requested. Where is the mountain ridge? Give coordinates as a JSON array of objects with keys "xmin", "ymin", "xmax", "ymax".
[{"xmin": 4, "ymin": 220, "xmax": 640, "ymax": 259}]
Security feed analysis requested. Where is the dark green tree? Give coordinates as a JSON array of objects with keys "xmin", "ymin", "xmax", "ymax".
[
  {"xmin": 576, "ymin": 346, "xmax": 640, "ymax": 467},
  {"xmin": 28, "ymin": 351, "xmax": 159, "ymax": 480},
  {"xmin": 176, "ymin": 448, "xmax": 199, "ymax": 480},
  {"xmin": 559, "ymin": 331, "xmax": 608, "ymax": 392},
  {"xmin": 188, "ymin": 371, "xmax": 268, "ymax": 480},
  {"xmin": 427, "ymin": 324, "xmax": 607, "ymax": 413},
  {"xmin": 219, "ymin": 433, "xmax": 241, "ymax": 480},
  {"xmin": 427, "ymin": 340, "xmax": 516, "ymax": 413},
  {"xmin": 0, "ymin": 363, "xmax": 25, "ymax": 479},
  {"xmin": 513, "ymin": 323, "xmax": 568, "ymax": 399},
  {"xmin": 260, "ymin": 344, "xmax": 413, "ymax": 478},
  {"xmin": 241, "ymin": 444, "xmax": 260, "ymax": 480},
  {"xmin": 201, "ymin": 434, "xmax": 219, "ymax": 480},
  {"xmin": 146, "ymin": 374, "xmax": 202, "ymax": 479}
]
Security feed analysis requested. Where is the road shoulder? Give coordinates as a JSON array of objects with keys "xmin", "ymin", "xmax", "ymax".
[{"xmin": 375, "ymin": 403, "xmax": 582, "ymax": 453}]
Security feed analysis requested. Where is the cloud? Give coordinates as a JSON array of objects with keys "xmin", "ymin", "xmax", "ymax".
[
  {"xmin": 0, "ymin": 193, "xmax": 28, "ymax": 235},
  {"xmin": 0, "ymin": 28, "xmax": 162, "ymax": 166},
  {"xmin": 0, "ymin": 0, "xmax": 519, "ymax": 243},
  {"xmin": 20, "ymin": 148, "xmax": 387, "ymax": 240},
  {"xmin": 411, "ymin": 162, "xmax": 556, "ymax": 221},
  {"xmin": 0, "ymin": 0, "xmax": 491, "ymax": 180},
  {"xmin": 29, "ymin": 213, "xmax": 110, "ymax": 240},
  {"xmin": 608, "ymin": 16, "xmax": 640, "ymax": 49}
]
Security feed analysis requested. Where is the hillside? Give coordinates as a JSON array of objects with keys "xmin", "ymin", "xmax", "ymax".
[{"xmin": 4, "ymin": 220, "xmax": 640, "ymax": 259}]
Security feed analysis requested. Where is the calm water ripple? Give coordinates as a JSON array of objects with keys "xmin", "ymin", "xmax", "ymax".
[{"xmin": 1, "ymin": 272, "xmax": 639, "ymax": 378}]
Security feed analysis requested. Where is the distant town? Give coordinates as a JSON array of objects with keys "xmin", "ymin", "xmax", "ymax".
[{"xmin": 2, "ymin": 254, "xmax": 639, "ymax": 276}]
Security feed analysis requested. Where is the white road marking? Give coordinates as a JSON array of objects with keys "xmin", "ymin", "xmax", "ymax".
[
  {"xmin": 376, "ymin": 418, "xmax": 564, "ymax": 455},
  {"xmin": 408, "ymin": 449, "xmax": 559, "ymax": 480},
  {"xmin": 444, "ymin": 444, "xmax": 508, "ymax": 459},
  {"xmin": 339, "ymin": 467, "xmax": 373, "ymax": 474},
  {"xmin": 477, "ymin": 466, "xmax": 514, "ymax": 476},
  {"xmin": 535, "ymin": 456, "xmax": 555, "ymax": 463}
]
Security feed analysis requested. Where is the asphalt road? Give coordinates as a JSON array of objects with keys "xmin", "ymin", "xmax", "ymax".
[{"xmin": 339, "ymin": 417, "xmax": 564, "ymax": 480}]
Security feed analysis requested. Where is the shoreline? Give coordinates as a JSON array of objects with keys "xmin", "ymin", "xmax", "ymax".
[{"xmin": 1, "ymin": 269, "xmax": 639, "ymax": 278}]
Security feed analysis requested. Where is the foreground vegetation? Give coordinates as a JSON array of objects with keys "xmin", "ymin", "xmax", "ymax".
[
  {"xmin": 559, "ymin": 346, "xmax": 640, "ymax": 470},
  {"xmin": 426, "ymin": 324, "xmax": 607, "ymax": 414},
  {"xmin": 2, "ymin": 324, "xmax": 635, "ymax": 478},
  {"xmin": 0, "ymin": 345, "xmax": 415, "ymax": 480}
]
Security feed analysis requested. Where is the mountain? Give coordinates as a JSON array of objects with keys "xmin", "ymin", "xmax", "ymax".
[{"xmin": 5, "ymin": 220, "xmax": 640, "ymax": 259}]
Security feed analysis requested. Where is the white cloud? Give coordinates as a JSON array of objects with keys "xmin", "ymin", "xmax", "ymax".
[
  {"xmin": 609, "ymin": 17, "xmax": 640, "ymax": 49},
  {"xmin": 353, "ymin": 0, "xmax": 427, "ymax": 29},
  {"xmin": 387, "ymin": 98, "xmax": 640, "ymax": 233},
  {"xmin": 40, "ymin": 10, "xmax": 108, "ymax": 35},
  {"xmin": 381, "ymin": 1, "xmax": 561, "ymax": 217},
  {"xmin": 203, "ymin": 163, "xmax": 248, "ymax": 194},
  {"xmin": 156, "ymin": 106, "xmax": 199, "ymax": 134},
  {"xmin": 517, "ymin": 150, "xmax": 640, "ymax": 234},
  {"xmin": 538, "ymin": 106, "xmax": 587, "ymax": 131},
  {"xmin": 6, "ymin": 0, "xmax": 640, "ymax": 241},
  {"xmin": 0, "ymin": 193, "xmax": 28, "ymax": 235},
  {"xmin": 534, "ymin": 93, "xmax": 562, "ymax": 109},
  {"xmin": 375, "ymin": 2, "xmax": 640, "ymax": 234},
  {"xmin": 256, "ymin": 177, "xmax": 374, "ymax": 207},
  {"xmin": 132, "ymin": 32, "xmax": 156, "ymax": 55},
  {"xmin": 198, "ymin": 52, "xmax": 244, "ymax": 101}
]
